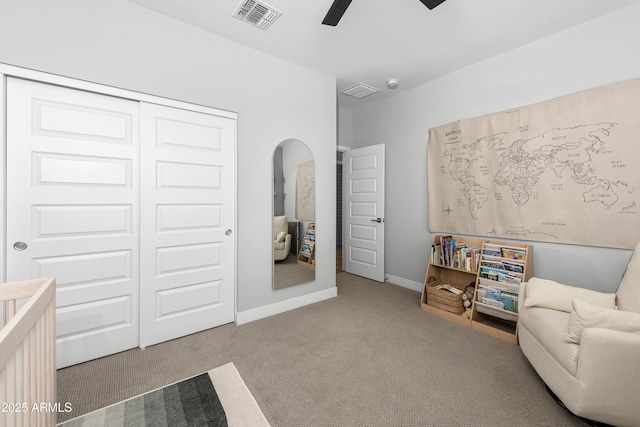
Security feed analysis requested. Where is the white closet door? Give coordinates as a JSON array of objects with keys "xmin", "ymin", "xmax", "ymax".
[
  {"xmin": 6, "ymin": 77, "xmax": 140, "ymax": 368},
  {"xmin": 139, "ymin": 102, "xmax": 235, "ymax": 348}
]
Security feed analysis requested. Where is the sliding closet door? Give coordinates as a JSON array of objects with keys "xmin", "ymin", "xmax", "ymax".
[
  {"xmin": 139, "ymin": 102, "xmax": 235, "ymax": 348},
  {"xmin": 6, "ymin": 77, "xmax": 140, "ymax": 368}
]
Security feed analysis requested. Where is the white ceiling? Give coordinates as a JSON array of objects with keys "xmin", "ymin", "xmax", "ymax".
[{"xmin": 130, "ymin": 0, "xmax": 639, "ymax": 109}]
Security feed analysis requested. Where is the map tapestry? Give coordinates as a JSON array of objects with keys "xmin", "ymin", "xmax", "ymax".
[
  {"xmin": 296, "ymin": 160, "xmax": 315, "ymax": 221},
  {"xmin": 427, "ymin": 78, "xmax": 640, "ymax": 249}
]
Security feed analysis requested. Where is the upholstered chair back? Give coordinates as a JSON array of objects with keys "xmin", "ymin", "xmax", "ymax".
[
  {"xmin": 274, "ymin": 215, "xmax": 288, "ymax": 240},
  {"xmin": 616, "ymin": 242, "xmax": 640, "ymax": 313}
]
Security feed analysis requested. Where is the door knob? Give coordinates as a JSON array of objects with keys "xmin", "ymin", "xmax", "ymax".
[
  {"xmin": 13, "ymin": 241, "xmax": 28, "ymax": 251},
  {"xmin": 225, "ymin": 229, "xmax": 233, "ymax": 236}
]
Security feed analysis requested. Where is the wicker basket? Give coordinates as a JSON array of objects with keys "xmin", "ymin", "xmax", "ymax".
[{"xmin": 425, "ymin": 279, "xmax": 465, "ymax": 314}]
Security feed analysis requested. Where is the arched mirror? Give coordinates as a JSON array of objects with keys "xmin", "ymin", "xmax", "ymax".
[{"xmin": 273, "ymin": 139, "xmax": 315, "ymax": 289}]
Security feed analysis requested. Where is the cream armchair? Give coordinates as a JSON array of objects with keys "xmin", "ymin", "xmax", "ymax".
[
  {"xmin": 274, "ymin": 215, "xmax": 291, "ymax": 261},
  {"xmin": 518, "ymin": 243, "xmax": 640, "ymax": 427}
]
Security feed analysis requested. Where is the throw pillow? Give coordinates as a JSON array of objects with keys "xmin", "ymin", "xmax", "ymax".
[
  {"xmin": 566, "ymin": 299, "xmax": 640, "ymax": 344},
  {"xmin": 524, "ymin": 277, "xmax": 616, "ymax": 313},
  {"xmin": 276, "ymin": 231, "xmax": 286, "ymax": 242}
]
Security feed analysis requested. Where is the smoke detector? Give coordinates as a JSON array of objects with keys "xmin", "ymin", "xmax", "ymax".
[
  {"xmin": 233, "ymin": 0, "xmax": 282, "ymax": 31},
  {"xmin": 387, "ymin": 79, "xmax": 399, "ymax": 89}
]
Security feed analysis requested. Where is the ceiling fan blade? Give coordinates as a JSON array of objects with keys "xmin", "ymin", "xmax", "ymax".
[
  {"xmin": 419, "ymin": 0, "xmax": 446, "ymax": 10},
  {"xmin": 322, "ymin": 0, "xmax": 353, "ymax": 26}
]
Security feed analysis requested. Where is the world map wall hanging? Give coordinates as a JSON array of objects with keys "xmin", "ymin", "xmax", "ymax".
[{"xmin": 427, "ymin": 78, "xmax": 640, "ymax": 249}]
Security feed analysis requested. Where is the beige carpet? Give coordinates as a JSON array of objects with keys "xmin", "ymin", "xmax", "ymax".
[
  {"xmin": 57, "ymin": 273, "xmax": 590, "ymax": 426},
  {"xmin": 273, "ymin": 255, "xmax": 315, "ymax": 289}
]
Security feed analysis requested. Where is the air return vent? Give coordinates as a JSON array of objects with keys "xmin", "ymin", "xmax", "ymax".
[
  {"xmin": 233, "ymin": 0, "xmax": 282, "ymax": 30},
  {"xmin": 340, "ymin": 83, "xmax": 380, "ymax": 99}
]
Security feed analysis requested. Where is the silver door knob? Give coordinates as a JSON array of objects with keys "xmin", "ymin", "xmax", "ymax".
[
  {"xmin": 13, "ymin": 241, "xmax": 28, "ymax": 251},
  {"xmin": 225, "ymin": 229, "xmax": 232, "ymax": 236}
]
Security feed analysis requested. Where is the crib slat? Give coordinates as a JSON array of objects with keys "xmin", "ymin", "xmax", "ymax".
[
  {"xmin": 30, "ymin": 328, "xmax": 37, "ymax": 426},
  {"xmin": 0, "ymin": 278, "xmax": 57, "ymax": 427},
  {"xmin": 8, "ymin": 299, "xmax": 16, "ymax": 320}
]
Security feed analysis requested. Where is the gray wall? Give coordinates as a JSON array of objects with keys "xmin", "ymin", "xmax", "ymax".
[
  {"xmin": 347, "ymin": 4, "xmax": 640, "ymax": 293},
  {"xmin": 0, "ymin": 0, "xmax": 337, "ymax": 314}
]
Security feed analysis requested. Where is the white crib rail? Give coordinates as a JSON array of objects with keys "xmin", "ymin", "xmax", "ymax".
[{"xmin": 0, "ymin": 278, "xmax": 57, "ymax": 427}]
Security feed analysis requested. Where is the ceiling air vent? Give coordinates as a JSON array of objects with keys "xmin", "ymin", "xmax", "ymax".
[
  {"xmin": 233, "ymin": 0, "xmax": 282, "ymax": 31},
  {"xmin": 340, "ymin": 83, "xmax": 380, "ymax": 99}
]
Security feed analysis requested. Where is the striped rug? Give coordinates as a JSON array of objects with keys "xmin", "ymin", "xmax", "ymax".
[{"xmin": 58, "ymin": 363, "xmax": 270, "ymax": 427}]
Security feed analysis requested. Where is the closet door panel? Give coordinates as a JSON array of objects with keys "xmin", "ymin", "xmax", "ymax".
[
  {"xmin": 140, "ymin": 102, "xmax": 235, "ymax": 348},
  {"xmin": 6, "ymin": 77, "xmax": 140, "ymax": 368}
]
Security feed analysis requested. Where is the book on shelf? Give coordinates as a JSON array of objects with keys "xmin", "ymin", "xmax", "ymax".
[
  {"xmin": 300, "ymin": 244, "xmax": 312, "ymax": 258},
  {"xmin": 481, "ymin": 260, "xmax": 505, "ymax": 269},
  {"xmin": 482, "ymin": 247, "xmax": 502, "ymax": 257},
  {"xmin": 502, "ymin": 260, "xmax": 524, "ymax": 273},
  {"xmin": 430, "ymin": 237, "xmax": 480, "ymax": 272},
  {"xmin": 440, "ymin": 235, "xmax": 454, "ymax": 267},
  {"xmin": 498, "ymin": 273, "xmax": 521, "ymax": 285},
  {"xmin": 501, "ymin": 247, "xmax": 526, "ymax": 260},
  {"xmin": 480, "ymin": 266, "xmax": 522, "ymax": 285},
  {"xmin": 478, "ymin": 283, "xmax": 519, "ymax": 313},
  {"xmin": 478, "ymin": 283, "xmax": 518, "ymax": 296},
  {"xmin": 482, "ymin": 297, "xmax": 504, "ymax": 310},
  {"xmin": 484, "ymin": 292, "xmax": 517, "ymax": 312}
]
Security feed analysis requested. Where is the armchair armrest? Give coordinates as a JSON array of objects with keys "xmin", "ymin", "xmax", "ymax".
[
  {"xmin": 517, "ymin": 281, "xmax": 531, "ymax": 318},
  {"xmin": 578, "ymin": 327, "xmax": 640, "ymax": 376},
  {"xmin": 575, "ymin": 327, "xmax": 640, "ymax": 425}
]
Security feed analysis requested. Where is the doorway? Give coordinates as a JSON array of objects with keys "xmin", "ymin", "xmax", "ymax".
[{"xmin": 342, "ymin": 144, "xmax": 386, "ymax": 282}]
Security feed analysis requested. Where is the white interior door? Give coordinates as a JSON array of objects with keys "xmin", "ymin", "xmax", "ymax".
[
  {"xmin": 343, "ymin": 144, "xmax": 385, "ymax": 282},
  {"xmin": 139, "ymin": 102, "xmax": 235, "ymax": 348},
  {"xmin": 6, "ymin": 77, "xmax": 140, "ymax": 368}
]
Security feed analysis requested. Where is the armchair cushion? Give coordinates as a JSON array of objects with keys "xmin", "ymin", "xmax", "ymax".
[
  {"xmin": 566, "ymin": 299, "xmax": 640, "ymax": 344},
  {"xmin": 519, "ymin": 302, "xmax": 580, "ymax": 376},
  {"xmin": 523, "ymin": 277, "xmax": 616, "ymax": 313}
]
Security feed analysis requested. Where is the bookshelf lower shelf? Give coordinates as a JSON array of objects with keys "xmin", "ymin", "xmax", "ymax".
[
  {"xmin": 420, "ymin": 285, "xmax": 471, "ymax": 328},
  {"xmin": 471, "ymin": 315, "xmax": 518, "ymax": 344},
  {"xmin": 420, "ymin": 301, "xmax": 472, "ymax": 328},
  {"xmin": 474, "ymin": 302, "xmax": 518, "ymax": 322}
]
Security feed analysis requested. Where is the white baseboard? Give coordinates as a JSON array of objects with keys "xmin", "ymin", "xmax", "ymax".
[
  {"xmin": 236, "ymin": 286, "xmax": 338, "ymax": 325},
  {"xmin": 385, "ymin": 274, "xmax": 423, "ymax": 292}
]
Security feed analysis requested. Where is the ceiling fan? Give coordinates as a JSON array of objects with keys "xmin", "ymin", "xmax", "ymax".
[{"xmin": 322, "ymin": 0, "xmax": 447, "ymax": 26}]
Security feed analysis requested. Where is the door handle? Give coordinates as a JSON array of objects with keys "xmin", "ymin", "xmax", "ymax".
[
  {"xmin": 370, "ymin": 218, "xmax": 383, "ymax": 223},
  {"xmin": 13, "ymin": 241, "xmax": 28, "ymax": 251}
]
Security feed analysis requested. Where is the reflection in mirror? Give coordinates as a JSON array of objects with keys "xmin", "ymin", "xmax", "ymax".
[{"xmin": 273, "ymin": 139, "xmax": 315, "ymax": 289}]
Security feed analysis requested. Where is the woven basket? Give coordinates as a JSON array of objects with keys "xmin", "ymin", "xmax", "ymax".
[{"xmin": 425, "ymin": 279, "xmax": 465, "ymax": 314}]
